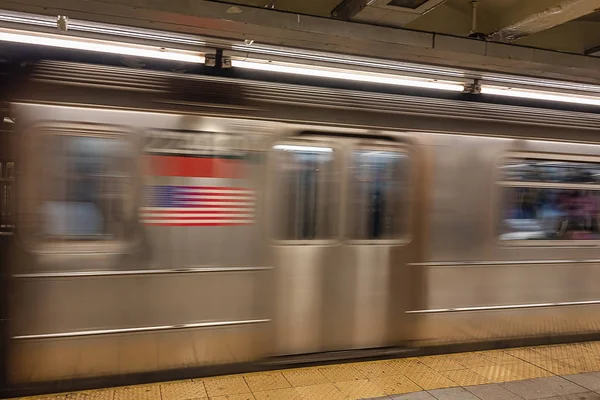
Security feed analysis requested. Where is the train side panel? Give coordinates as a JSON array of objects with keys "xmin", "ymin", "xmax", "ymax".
[
  {"xmin": 414, "ymin": 133, "xmax": 600, "ymax": 345},
  {"xmin": 8, "ymin": 105, "xmax": 272, "ymax": 383},
  {"xmin": 6, "ymin": 62, "xmax": 600, "ymax": 386}
]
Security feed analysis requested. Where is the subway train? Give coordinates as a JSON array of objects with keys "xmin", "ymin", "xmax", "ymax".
[{"xmin": 3, "ymin": 60, "xmax": 600, "ymax": 388}]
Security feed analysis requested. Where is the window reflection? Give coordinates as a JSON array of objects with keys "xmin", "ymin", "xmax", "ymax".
[
  {"xmin": 348, "ymin": 150, "xmax": 408, "ymax": 240},
  {"xmin": 40, "ymin": 135, "xmax": 133, "ymax": 240},
  {"xmin": 503, "ymin": 158, "xmax": 600, "ymax": 184},
  {"xmin": 500, "ymin": 157, "xmax": 600, "ymax": 241},
  {"xmin": 272, "ymin": 144, "xmax": 338, "ymax": 240}
]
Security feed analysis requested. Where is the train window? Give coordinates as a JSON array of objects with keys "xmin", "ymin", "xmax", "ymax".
[
  {"xmin": 348, "ymin": 150, "xmax": 409, "ymax": 240},
  {"xmin": 503, "ymin": 158, "xmax": 600, "ymax": 184},
  {"xmin": 498, "ymin": 157, "xmax": 600, "ymax": 241},
  {"xmin": 36, "ymin": 134, "xmax": 134, "ymax": 241},
  {"xmin": 271, "ymin": 143, "xmax": 339, "ymax": 240}
]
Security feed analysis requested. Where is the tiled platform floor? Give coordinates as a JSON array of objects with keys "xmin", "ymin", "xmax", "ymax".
[{"xmin": 15, "ymin": 341, "xmax": 600, "ymax": 400}]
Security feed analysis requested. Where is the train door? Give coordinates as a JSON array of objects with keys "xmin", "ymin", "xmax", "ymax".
[
  {"xmin": 268, "ymin": 133, "xmax": 415, "ymax": 355},
  {"xmin": 332, "ymin": 139, "xmax": 413, "ymax": 350},
  {"xmin": 268, "ymin": 137, "xmax": 340, "ymax": 355}
]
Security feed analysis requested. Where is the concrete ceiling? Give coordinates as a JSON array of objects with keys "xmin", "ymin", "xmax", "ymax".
[
  {"xmin": 213, "ymin": 0, "xmax": 600, "ymax": 54},
  {"xmin": 216, "ymin": 0, "xmax": 343, "ymax": 15}
]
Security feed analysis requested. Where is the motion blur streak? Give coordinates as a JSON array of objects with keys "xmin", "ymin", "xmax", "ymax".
[{"xmin": 3, "ymin": 61, "xmax": 600, "ymax": 387}]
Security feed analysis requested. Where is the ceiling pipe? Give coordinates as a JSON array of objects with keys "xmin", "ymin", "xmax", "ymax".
[
  {"xmin": 468, "ymin": 0, "xmax": 485, "ymax": 39},
  {"xmin": 488, "ymin": 0, "xmax": 600, "ymax": 42},
  {"xmin": 470, "ymin": 0, "xmax": 478, "ymax": 33}
]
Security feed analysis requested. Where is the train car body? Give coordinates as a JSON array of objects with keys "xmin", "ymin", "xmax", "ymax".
[{"xmin": 5, "ymin": 61, "xmax": 600, "ymax": 386}]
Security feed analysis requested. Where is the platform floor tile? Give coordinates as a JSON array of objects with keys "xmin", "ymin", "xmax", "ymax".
[
  {"xmin": 464, "ymin": 383, "xmax": 523, "ymax": 400},
  {"xmin": 159, "ymin": 380, "xmax": 207, "ymax": 400},
  {"xmin": 295, "ymin": 383, "xmax": 346, "ymax": 400},
  {"xmin": 114, "ymin": 385, "xmax": 160, "ymax": 400},
  {"xmin": 318, "ymin": 365, "xmax": 366, "ymax": 383},
  {"xmin": 15, "ymin": 340, "xmax": 600, "ymax": 400},
  {"xmin": 564, "ymin": 372, "xmax": 600, "ymax": 391},
  {"xmin": 281, "ymin": 369, "xmax": 329, "ymax": 387},
  {"xmin": 203, "ymin": 376, "xmax": 251, "ymax": 398},
  {"xmin": 243, "ymin": 373, "xmax": 291, "ymax": 392},
  {"xmin": 66, "ymin": 390, "xmax": 115, "ymax": 400}
]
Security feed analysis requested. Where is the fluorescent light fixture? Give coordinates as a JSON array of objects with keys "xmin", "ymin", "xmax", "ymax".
[
  {"xmin": 0, "ymin": 28, "xmax": 205, "ymax": 63},
  {"xmin": 231, "ymin": 59, "xmax": 465, "ymax": 92},
  {"xmin": 481, "ymin": 85, "xmax": 600, "ymax": 106},
  {"xmin": 273, "ymin": 144, "xmax": 333, "ymax": 152},
  {"xmin": 3, "ymin": 117, "xmax": 14, "ymax": 124},
  {"xmin": 0, "ymin": 11, "xmax": 207, "ymax": 47}
]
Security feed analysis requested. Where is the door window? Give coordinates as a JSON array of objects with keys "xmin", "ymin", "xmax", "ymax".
[
  {"xmin": 24, "ymin": 130, "xmax": 136, "ymax": 244},
  {"xmin": 348, "ymin": 149, "xmax": 409, "ymax": 240},
  {"xmin": 271, "ymin": 143, "xmax": 340, "ymax": 240}
]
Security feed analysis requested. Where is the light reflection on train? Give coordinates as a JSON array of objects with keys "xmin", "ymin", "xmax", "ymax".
[{"xmin": 4, "ymin": 61, "xmax": 600, "ymax": 386}]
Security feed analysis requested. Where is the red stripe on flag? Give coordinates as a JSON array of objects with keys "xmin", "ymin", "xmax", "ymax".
[
  {"xmin": 144, "ymin": 204, "xmax": 254, "ymax": 209},
  {"xmin": 179, "ymin": 192, "xmax": 252, "ymax": 197},
  {"xmin": 177, "ymin": 186, "xmax": 252, "ymax": 191},
  {"xmin": 143, "ymin": 222, "xmax": 253, "ymax": 227},
  {"xmin": 144, "ymin": 156, "xmax": 245, "ymax": 178},
  {"xmin": 141, "ymin": 210, "xmax": 252, "ymax": 215},
  {"xmin": 142, "ymin": 217, "xmax": 251, "ymax": 221}
]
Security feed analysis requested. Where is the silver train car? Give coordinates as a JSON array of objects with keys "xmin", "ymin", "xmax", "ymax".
[{"xmin": 4, "ymin": 61, "xmax": 600, "ymax": 386}]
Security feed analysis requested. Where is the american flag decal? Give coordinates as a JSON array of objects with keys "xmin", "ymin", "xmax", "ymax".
[{"xmin": 141, "ymin": 185, "xmax": 255, "ymax": 226}]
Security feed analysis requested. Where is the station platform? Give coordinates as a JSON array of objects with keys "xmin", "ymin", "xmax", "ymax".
[{"xmin": 15, "ymin": 341, "xmax": 600, "ymax": 400}]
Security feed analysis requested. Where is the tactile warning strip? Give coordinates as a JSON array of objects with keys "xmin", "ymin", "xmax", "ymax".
[{"xmin": 12, "ymin": 341, "xmax": 600, "ymax": 400}]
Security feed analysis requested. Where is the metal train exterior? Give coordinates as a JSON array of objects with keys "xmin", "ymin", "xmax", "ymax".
[{"xmin": 4, "ymin": 61, "xmax": 600, "ymax": 387}]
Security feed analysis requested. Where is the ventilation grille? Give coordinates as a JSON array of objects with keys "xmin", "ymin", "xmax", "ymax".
[
  {"xmin": 352, "ymin": 0, "xmax": 446, "ymax": 26},
  {"xmin": 167, "ymin": 76, "xmax": 249, "ymax": 108},
  {"xmin": 28, "ymin": 61, "xmax": 251, "ymax": 110},
  {"xmin": 31, "ymin": 61, "xmax": 169, "ymax": 92},
  {"xmin": 387, "ymin": 0, "xmax": 429, "ymax": 9}
]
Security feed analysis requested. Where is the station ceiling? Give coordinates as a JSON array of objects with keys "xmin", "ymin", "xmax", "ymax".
[
  {"xmin": 4, "ymin": 0, "xmax": 600, "ymax": 85},
  {"xmin": 213, "ymin": 0, "xmax": 600, "ymax": 55}
]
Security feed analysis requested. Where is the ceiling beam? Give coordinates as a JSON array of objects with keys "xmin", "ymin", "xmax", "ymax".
[{"xmin": 489, "ymin": 0, "xmax": 600, "ymax": 42}]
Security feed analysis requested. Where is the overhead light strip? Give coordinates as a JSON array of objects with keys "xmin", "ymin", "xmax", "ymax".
[
  {"xmin": 4, "ymin": 11, "xmax": 600, "ymax": 106},
  {"xmin": 481, "ymin": 85, "xmax": 600, "ymax": 106},
  {"xmin": 231, "ymin": 58, "xmax": 600, "ymax": 102},
  {"xmin": 0, "ymin": 10, "xmax": 207, "ymax": 47},
  {"xmin": 481, "ymin": 73, "xmax": 600, "ymax": 95},
  {"xmin": 0, "ymin": 10, "xmax": 468, "ymax": 80},
  {"xmin": 230, "ymin": 59, "xmax": 466, "ymax": 92},
  {"xmin": 0, "ymin": 27, "xmax": 206, "ymax": 64},
  {"xmin": 228, "ymin": 45, "xmax": 469, "ymax": 79}
]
